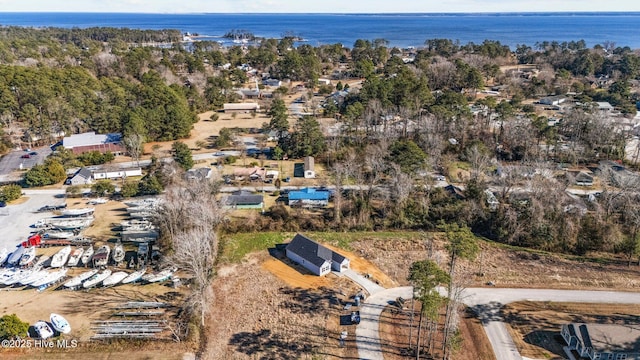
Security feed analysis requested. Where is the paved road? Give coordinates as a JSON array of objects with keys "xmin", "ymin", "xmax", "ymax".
[
  {"xmin": 461, "ymin": 288, "xmax": 640, "ymax": 360},
  {"xmin": 356, "ymin": 286, "xmax": 413, "ymax": 360},
  {"xmin": 343, "ymin": 269, "xmax": 385, "ymax": 296}
]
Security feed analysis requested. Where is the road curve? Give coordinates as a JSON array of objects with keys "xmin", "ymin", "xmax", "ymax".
[{"xmin": 356, "ymin": 286, "xmax": 413, "ymax": 360}]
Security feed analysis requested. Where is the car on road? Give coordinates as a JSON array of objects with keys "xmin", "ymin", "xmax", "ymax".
[
  {"xmin": 21, "ymin": 154, "xmax": 30, "ymax": 159},
  {"xmin": 29, "ymin": 151, "xmax": 38, "ymax": 156}
]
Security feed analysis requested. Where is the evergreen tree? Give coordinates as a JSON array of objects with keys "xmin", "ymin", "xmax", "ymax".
[{"xmin": 172, "ymin": 141, "xmax": 194, "ymax": 170}]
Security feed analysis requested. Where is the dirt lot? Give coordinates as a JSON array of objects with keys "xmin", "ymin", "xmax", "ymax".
[
  {"xmin": 209, "ymin": 230, "xmax": 640, "ymax": 359},
  {"xmin": 206, "ymin": 252, "xmax": 361, "ymax": 360}
]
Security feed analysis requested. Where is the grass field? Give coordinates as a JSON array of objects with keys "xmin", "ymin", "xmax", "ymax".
[{"xmin": 219, "ymin": 230, "xmax": 423, "ymax": 264}]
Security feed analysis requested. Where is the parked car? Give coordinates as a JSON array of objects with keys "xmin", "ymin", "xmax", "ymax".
[
  {"xmin": 29, "ymin": 151, "xmax": 38, "ymax": 156},
  {"xmin": 21, "ymin": 154, "xmax": 30, "ymax": 159}
]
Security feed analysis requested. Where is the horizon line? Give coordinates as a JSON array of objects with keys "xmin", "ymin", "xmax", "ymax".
[{"xmin": 0, "ymin": 11, "xmax": 639, "ymax": 15}]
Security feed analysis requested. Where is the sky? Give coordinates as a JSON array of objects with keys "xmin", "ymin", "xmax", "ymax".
[{"xmin": 0, "ymin": 0, "xmax": 638, "ymax": 13}]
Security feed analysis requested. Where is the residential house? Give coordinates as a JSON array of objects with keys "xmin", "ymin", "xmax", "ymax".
[
  {"xmin": 263, "ymin": 78, "xmax": 282, "ymax": 87},
  {"xmin": 596, "ymin": 101, "xmax": 613, "ymax": 112},
  {"xmin": 223, "ymin": 103, "xmax": 260, "ymax": 113},
  {"xmin": 93, "ymin": 168, "xmax": 142, "ymax": 180},
  {"xmin": 66, "ymin": 167, "xmax": 93, "ymax": 186},
  {"xmin": 539, "ymin": 95, "xmax": 566, "ymax": 106},
  {"xmin": 317, "ymin": 78, "xmax": 331, "ymax": 86},
  {"xmin": 222, "ymin": 190, "xmax": 264, "ymax": 209},
  {"xmin": 288, "ymin": 188, "xmax": 329, "ymax": 207},
  {"xmin": 304, "ymin": 156, "xmax": 316, "ymax": 179},
  {"xmin": 232, "ymin": 166, "xmax": 266, "ymax": 181},
  {"xmin": 285, "ymin": 233, "xmax": 350, "ymax": 276},
  {"xmin": 561, "ymin": 323, "xmax": 640, "ymax": 360},
  {"xmin": 185, "ymin": 168, "xmax": 213, "ymax": 180}
]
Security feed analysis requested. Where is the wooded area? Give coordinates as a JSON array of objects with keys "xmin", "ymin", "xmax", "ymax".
[{"xmin": 1, "ymin": 26, "xmax": 640, "ymax": 261}]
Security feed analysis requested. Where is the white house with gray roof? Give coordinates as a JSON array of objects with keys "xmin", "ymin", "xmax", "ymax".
[{"xmin": 285, "ymin": 234, "xmax": 350, "ymax": 276}]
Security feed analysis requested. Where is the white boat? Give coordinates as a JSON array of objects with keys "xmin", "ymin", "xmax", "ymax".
[
  {"xmin": 129, "ymin": 211, "xmax": 154, "ymax": 219},
  {"xmin": 50, "ymin": 313, "xmax": 71, "ymax": 334},
  {"xmin": 6, "ymin": 246, "xmax": 25, "ymax": 266},
  {"xmin": 124, "ymin": 198, "xmax": 160, "ymax": 208},
  {"xmin": 50, "ymin": 246, "xmax": 72, "ymax": 268},
  {"xmin": 82, "ymin": 269, "xmax": 111, "ymax": 288},
  {"xmin": 63, "ymin": 269, "xmax": 98, "ymax": 288},
  {"xmin": 35, "ymin": 217, "xmax": 94, "ymax": 230},
  {"xmin": 34, "ymin": 320, "xmax": 54, "ymax": 339},
  {"xmin": 0, "ymin": 248, "xmax": 9, "ymax": 265},
  {"xmin": 112, "ymin": 243, "xmax": 125, "ymax": 263},
  {"xmin": 92, "ymin": 245, "xmax": 110, "ymax": 267},
  {"xmin": 45, "ymin": 231, "xmax": 75, "ymax": 239},
  {"xmin": 87, "ymin": 198, "xmax": 108, "ymax": 205},
  {"xmin": 122, "ymin": 267, "xmax": 147, "ymax": 284},
  {"xmin": 60, "ymin": 207, "xmax": 95, "ymax": 216},
  {"xmin": 80, "ymin": 245, "xmax": 94, "ymax": 266},
  {"xmin": 18, "ymin": 246, "xmax": 36, "ymax": 267},
  {"xmin": 31, "ymin": 268, "xmax": 68, "ymax": 288},
  {"xmin": 142, "ymin": 268, "xmax": 175, "ymax": 283},
  {"xmin": 126, "ymin": 206, "xmax": 156, "ymax": 214},
  {"xmin": 66, "ymin": 248, "xmax": 84, "ymax": 267},
  {"xmin": 19, "ymin": 268, "xmax": 49, "ymax": 286},
  {"xmin": 102, "ymin": 271, "xmax": 128, "ymax": 287},
  {"xmin": 3, "ymin": 269, "xmax": 32, "ymax": 286},
  {"xmin": 0, "ymin": 268, "xmax": 19, "ymax": 284}
]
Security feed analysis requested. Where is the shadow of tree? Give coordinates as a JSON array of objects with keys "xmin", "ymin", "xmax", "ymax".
[{"xmin": 229, "ymin": 329, "xmax": 316, "ymax": 359}]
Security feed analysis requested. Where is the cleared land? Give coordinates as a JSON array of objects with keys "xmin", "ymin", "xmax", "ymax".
[{"xmin": 208, "ymin": 231, "xmax": 640, "ymax": 359}]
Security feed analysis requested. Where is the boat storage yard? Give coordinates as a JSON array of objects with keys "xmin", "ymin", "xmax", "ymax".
[{"xmin": 0, "ymin": 190, "xmax": 183, "ymax": 343}]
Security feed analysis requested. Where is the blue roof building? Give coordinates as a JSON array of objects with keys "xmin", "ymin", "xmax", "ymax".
[{"xmin": 288, "ymin": 188, "xmax": 329, "ymax": 208}]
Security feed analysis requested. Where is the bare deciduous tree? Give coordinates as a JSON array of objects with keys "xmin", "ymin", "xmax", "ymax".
[{"xmin": 124, "ymin": 133, "xmax": 144, "ymax": 167}]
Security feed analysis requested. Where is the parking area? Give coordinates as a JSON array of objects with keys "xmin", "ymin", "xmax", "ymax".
[
  {"xmin": 0, "ymin": 189, "xmax": 65, "ymax": 251},
  {"xmin": 0, "ymin": 146, "xmax": 53, "ymax": 178}
]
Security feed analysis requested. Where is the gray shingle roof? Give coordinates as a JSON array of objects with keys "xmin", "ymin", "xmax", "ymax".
[{"xmin": 286, "ymin": 234, "xmax": 332, "ymax": 268}]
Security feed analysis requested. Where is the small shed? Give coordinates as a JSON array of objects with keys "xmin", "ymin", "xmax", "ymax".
[
  {"xmin": 304, "ymin": 156, "xmax": 315, "ymax": 179},
  {"xmin": 285, "ymin": 233, "xmax": 350, "ymax": 276}
]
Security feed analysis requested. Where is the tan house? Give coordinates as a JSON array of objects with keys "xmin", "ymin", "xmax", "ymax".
[{"xmin": 223, "ymin": 103, "xmax": 260, "ymax": 113}]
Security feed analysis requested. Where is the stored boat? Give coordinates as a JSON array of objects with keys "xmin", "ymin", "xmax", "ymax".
[
  {"xmin": 112, "ymin": 242, "xmax": 125, "ymax": 263},
  {"xmin": 66, "ymin": 248, "xmax": 84, "ymax": 267},
  {"xmin": 92, "ymin": 245, "xmax": 110, "ymax": 267},
  {"xmin": 102, "ymin": 271, "xmax": 128, "ymax": 287},
  {"xmin": 87, "ymin": 198, "xmax": 107, "ymax": 205},
  {"xmin": 18, "ymin": 246, "xmax": 36, "ymax": 267},
  {"xmin": 80, "ymin": 245, "xmax": 94, "ymax": 266},
  {"xmin": 122, "ymin": 267, "xmax": 146, "ymax": 284},
  {"xmin": 50, "ymin": 313, "xmax": 71, "ymax": 334},
  {"xmin": 31, "ymin": 268, "xmax": 68, "ymax": 288},
  {"xmin": 34, "ymin": 217, "xmax": 94, "ymax": 230},
  {"xmin": 44, "ymin": 231, "xmax": 75, "ymax": 239},
  {"xmin": 3, "ymin": 269, "xmax": 32, "ymax": 286},
  {"xmin": 50, "ymin": 246, "xmax": 71, "ymax": 268},
  {"xmin": 142, "ymin": 268, "xmax": 175, "ymax": 283},
  {"xmin": 60, "ymin": 207, "xmax": 95, "ymax": 217},
  {"xmin": 124, "ymin": 198, "xmax": 160, "ymax": 208},
  {"xmin": 6, "ymin": 245, "xmax": 25, "ymax": 266},
  {"xmin": 82, "ymin": 269, "xmax": 111, "ymax": 288},
  {"xmin": 34, "ymin": 320, "xmax": 54, "ymax": 339},
  {"xmin": 19, "ymin": 268, "xmax": 49, "ymax": 286},
  {"xmin": 63, "ymin": 269, "xmax": 98, "ymax": 288}
]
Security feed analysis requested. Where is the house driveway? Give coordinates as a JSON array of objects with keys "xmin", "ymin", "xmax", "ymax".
[
  {"xmin": 355, "ymin": 286, "xmax": 414, "ymax": 360},
  {"xmin": 343, "ymin": 269, "xmax": 385, "ymax": 296}
]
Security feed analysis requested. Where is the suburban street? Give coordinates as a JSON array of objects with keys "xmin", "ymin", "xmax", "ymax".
[{"xmin": 354, "ymin": 286, "xmax": 640, "ymax": 360}]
